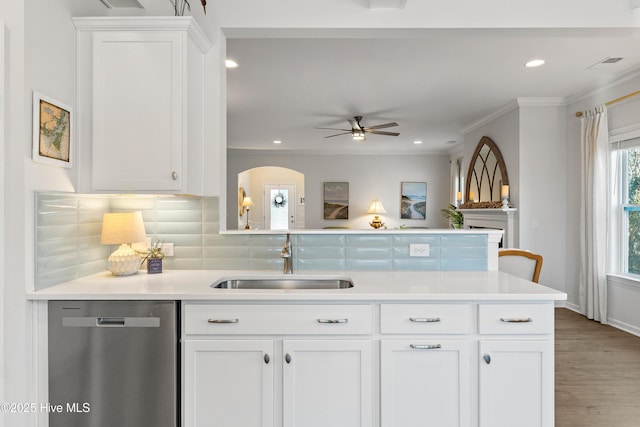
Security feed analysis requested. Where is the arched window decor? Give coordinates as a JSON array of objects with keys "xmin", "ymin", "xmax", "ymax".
[{"xmin": 463, "ymin": 136, "xmax": 509, "ymax": 208}]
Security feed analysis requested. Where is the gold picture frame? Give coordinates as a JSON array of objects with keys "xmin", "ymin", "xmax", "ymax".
[{"xmin": 32, "ymin": 92, "xmax": 72, "ymax": 168}]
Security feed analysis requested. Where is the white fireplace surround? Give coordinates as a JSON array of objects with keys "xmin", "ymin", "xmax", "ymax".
[{"xmin": 459, "ymin": 208, "xmax": 517, "ymax": 248}]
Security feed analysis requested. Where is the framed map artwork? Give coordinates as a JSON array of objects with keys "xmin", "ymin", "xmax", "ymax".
[{"xmin": 32, "ymin": 92, "xmax": 72, "ymax": 168}]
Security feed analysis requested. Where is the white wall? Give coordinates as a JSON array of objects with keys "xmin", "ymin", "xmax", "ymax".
[
  {"xmin": 228, "ymin": 151, "xmax": 451, "ymax": 230},
  {"xmin": 1, "ymin": 3, "xmax": 27, "ymax": 425},
  {"xmin": 518, "ymin": 101, "xmax": 567, "ymax": 291},
  {"xmin": 462, "ymin": 100, "xmax": 569, "ymax": 293},
  {"xmin": 1, "ymin": 1, "xmax": 106, "ymax": 426}
]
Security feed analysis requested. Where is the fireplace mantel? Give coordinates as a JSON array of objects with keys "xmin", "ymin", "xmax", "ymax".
[{"xmin": 458, "ymin": 207, "xmax": 517, "ymax": 248}]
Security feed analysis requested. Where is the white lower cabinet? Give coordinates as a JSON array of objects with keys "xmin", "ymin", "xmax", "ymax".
[
  {"xmin": 183, "ymin": 301, "xmax": 556, "ymax": 427},
  {"xmin": 478, "ymin": 340, "xmax": 554, "ymax": 427},
  {"xmin": 283, "ymin": 339, "xmax": 372, "ymax": 427},
  {"xmin": 183, "ymin": 339, "xmax": 274, "ymax": 427},
  {"xmin": 380, "ymin": 339, "xmax": 470, "ymax": 427},
  {"xmin": 477, "ymin": 303, "xmax": 555, "ymax": 427},
  {"xmin": 183, "ymin": 304, "xmax": 373, "ymax": 427}
]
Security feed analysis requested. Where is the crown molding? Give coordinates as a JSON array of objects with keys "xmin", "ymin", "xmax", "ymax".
[
  {"xmin": 460, "ymin": 97, "xmax": 566, "ymax": 135},
  {"xmin": 72, "ymin": 16, "xmax": 212, "ymax": 53}
]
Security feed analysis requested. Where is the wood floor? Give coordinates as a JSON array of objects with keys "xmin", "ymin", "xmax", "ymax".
[{"xmin": 555, "ymin": 308, "xmax": 640, "ymax": 426}]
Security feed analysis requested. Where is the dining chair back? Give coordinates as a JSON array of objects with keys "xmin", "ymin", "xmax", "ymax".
[{"xmin": 498, "ymin": 249, "xmax": 543, "ymax": 283}]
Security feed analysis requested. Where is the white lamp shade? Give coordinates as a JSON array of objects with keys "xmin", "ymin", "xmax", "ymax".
[
  {"xmin": 100, "ymin": 212, "xmax": 147, "ymax": 276},
  {"xmin": 367, "ymin": 199, "xmax": 387, "ymax": 214},
  {"xmin": 101, "ymin": 212, "xmax": 147, "ymax": 245},
  {"xmin": 242, "ymin": 197, "xmax": 254, "ymax": 208}
]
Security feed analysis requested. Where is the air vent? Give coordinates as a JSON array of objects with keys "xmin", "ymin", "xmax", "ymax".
[
  {"xmin": 587, "ymin": 57, "xmax": 625, "ymax": 70},
  {"xmin": 601, "ymin": 57, "xmax": 624, "ymax": 64},
  {"xmin": 98, "ymin": 0, "xmax": 144, "ymax": 8}
]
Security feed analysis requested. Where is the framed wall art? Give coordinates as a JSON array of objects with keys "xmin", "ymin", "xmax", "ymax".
[
  {"xmin": 323, "ymin": 182, "xmax": 349, "ymax": 219},
  {"xmin": 401, "ymin": 181, "xmax": 427, "ymax": 219},
  {"xmin": 32, "ymin": 92, "xmax": 72, "ymax": 168}
]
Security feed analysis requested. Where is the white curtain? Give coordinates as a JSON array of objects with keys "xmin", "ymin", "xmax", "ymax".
[{"xmin": 579, "ymin": 105, "xmax": 609, "ymax": 323}]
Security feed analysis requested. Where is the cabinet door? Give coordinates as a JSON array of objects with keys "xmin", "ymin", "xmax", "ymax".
[
  {"xmin": 92, "ymin": 32, "xmax": 182, "ymax": 191},
  {"xmin": 479, "ymin": 340, "xmax": 554, "ymax": 427},
  {"xmin": 184, "ymin": 340, "xmax": 274, "ymax": 427},
  {"xmin": 282, "ymin": 340, "xmax": 372, "ymax": 427},
  {"xmin": 380, "ymin": 339, "xmax": 470, "ymax": 427}
]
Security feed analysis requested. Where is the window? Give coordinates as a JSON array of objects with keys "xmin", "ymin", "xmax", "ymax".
[{"xmin": 612, "ymin": 137, "xmax": 640, "ymax": 276}]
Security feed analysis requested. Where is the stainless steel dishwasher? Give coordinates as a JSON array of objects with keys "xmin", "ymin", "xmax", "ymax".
[{"xmin": 48, "ymin": 300, "xmax": 179, "ymax": 427}]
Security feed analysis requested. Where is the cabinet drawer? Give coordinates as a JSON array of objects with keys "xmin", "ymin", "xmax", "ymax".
[
  {"xmin": 478, "ymin": 303, "xmax": 553, "ymax": 335},
  {"xmin": 184, "ymin": 304, "xmax": 372, "ymax": 335},
  {"xmin": 380, "ymin": 304, "xmax": 472, "ymax": 334}
]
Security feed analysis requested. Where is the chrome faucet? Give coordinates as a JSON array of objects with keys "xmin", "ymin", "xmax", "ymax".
[{"xmin": 280, "ymin": 233, "xmax": 293, "ymax": 274}]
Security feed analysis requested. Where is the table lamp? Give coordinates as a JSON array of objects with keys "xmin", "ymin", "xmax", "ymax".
[
  {"xmin": 242, "ymin": 197, "xmax": 254, "ymax": 230},
  {"xmin": 100, "ymin": 211, "xmax": 147, "ymax": 276},
  {"xmin": 367, "ymin": 199, "xmax": 386, "ymax": 229}
]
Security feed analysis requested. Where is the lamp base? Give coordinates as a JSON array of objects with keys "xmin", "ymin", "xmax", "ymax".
[
  {"xmin": 108, "ymin": 244, "xmax": 142, "ymax": 276},
  {"xmin": 369, "ymin": 215, "xmax": 385, "ymax": 229}
]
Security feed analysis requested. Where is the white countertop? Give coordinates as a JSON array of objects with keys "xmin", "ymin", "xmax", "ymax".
[{"xmin": 28, "ymin": 270, "xmax": 567, "ymax": 302}]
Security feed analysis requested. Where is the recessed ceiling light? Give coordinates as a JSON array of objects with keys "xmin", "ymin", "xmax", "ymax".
[
  {"xmin": 273, "ymin": 140, "xmax": 282, "ymax": 144},
  {"xmin": 413, "ymin": 140, "xmax": 422, "ymax": 145},
  {"xmin": 525, "ymin": 59, "xmax": 545, "ymax": 68},
  {"xmin": 225, "ymin": 59, "xmax": 238, "ymax": 68}
]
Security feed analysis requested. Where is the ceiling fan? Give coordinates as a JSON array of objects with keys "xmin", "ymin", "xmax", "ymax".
[{"xmin": 316, "ymin": 116, "xmax": 400, "ymax": 141}]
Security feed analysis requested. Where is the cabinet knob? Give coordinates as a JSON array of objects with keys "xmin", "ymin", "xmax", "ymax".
[
  {"xmin": 285, "ymin": 353, "xmax": 292, "ymax": 364},
  {"xmin": 171, "ymin": 171, "xmax": 178, "ymax": 180},
  {"xmin": 483, "ymin": 354, "xmax": 492, "ymax": 365},
  {"xmin": 264, "ymin": 353, "xmax": 270, "ymax": 364}
]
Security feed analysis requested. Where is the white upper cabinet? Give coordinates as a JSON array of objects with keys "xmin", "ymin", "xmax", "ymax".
[{"xmin": 74, "ymin": 17, "xmax": 211, "ymax": 193}]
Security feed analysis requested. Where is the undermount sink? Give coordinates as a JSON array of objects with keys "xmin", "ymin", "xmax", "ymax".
[{"xmin": 212, "ymin": 278, "xmax": 354, "ymax": 290}]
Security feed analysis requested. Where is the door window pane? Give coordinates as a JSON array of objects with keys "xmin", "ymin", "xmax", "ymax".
[{"xmin": 270, "ymin": 189, "xmax": 289, "ymax": 230}]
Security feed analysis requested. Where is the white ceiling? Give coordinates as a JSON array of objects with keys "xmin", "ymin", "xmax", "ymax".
[{"xmin": 226, "ymin": 28, "xmax": 640, "ymax": 155}]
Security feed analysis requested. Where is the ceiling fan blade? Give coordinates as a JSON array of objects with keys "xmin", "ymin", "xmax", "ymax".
[
  {"xmin": 324, "ymin": 132, "xmax": 352, "ymax": 138},
  {"xmin": 364, "ymin": 122, "xmax": 399, "ymax": 130},
  {"xmin": 316, "ymin": 127, "xmax": 351, "ymax": 131},
  {"xmin": 368, "ymin": 130, "xmax": 400, "ymax": 136}
]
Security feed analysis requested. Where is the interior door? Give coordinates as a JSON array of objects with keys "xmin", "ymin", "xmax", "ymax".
[{"xmin": 264, "ymin": 184, "xmax": 296, "ymax": 230}]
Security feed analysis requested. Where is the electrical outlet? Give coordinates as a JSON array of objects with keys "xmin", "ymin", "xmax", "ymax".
[
  {"xmin": 409, "ymin": 243, "xmax": 430, "ymax": 257},
  {"xmin": 161, "ymin": 242, "xmax": 174, "ymax": 257}
]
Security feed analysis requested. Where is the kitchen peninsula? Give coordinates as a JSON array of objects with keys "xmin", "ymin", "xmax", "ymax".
[{"xmin": 30, "ymin": 267, "xmax": 565, "ymax": 427}]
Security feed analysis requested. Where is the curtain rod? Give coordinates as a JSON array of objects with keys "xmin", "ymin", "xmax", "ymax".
[{"xmin": 575, "ymin": 90, "xmax": 640, "ymax": 117}]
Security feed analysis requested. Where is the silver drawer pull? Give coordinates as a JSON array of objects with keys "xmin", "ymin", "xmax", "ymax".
[
  {"xmin": 410, "ymin": 344, "xmax": 442, "ymax": 350},
  {"xmin": 208, "ymin": 318, "xmax": 239, "ymax": 324},
  {"xmin": 500, "ymin": 317, "xmax": 533, "ymax": 323},
  {"xmin": 317, "ymin": 318, "xmax": 348, "ymax": 324},
  {"xmin": 409, "ymin": 317, "xmax": 441, "ymax": 323}
]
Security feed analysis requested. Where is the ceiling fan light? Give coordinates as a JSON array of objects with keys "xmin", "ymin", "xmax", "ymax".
[{"xmin": 352, "ymin": 130, "xmax": 366, "ymax": 141}]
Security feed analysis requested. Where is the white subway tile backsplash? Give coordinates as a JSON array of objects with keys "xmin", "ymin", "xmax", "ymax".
[{"xmin": 35, "ymin": 192, "xmax": 489, "ymax": 290}]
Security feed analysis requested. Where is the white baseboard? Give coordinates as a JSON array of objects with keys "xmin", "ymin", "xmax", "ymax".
[
  {"xmin": 607, "ymin": 318, "xmax": 640, "ymax": 338},
  {"xmin": 557, "ymin": 301, "xmax": 640, "ymax": 338}
]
